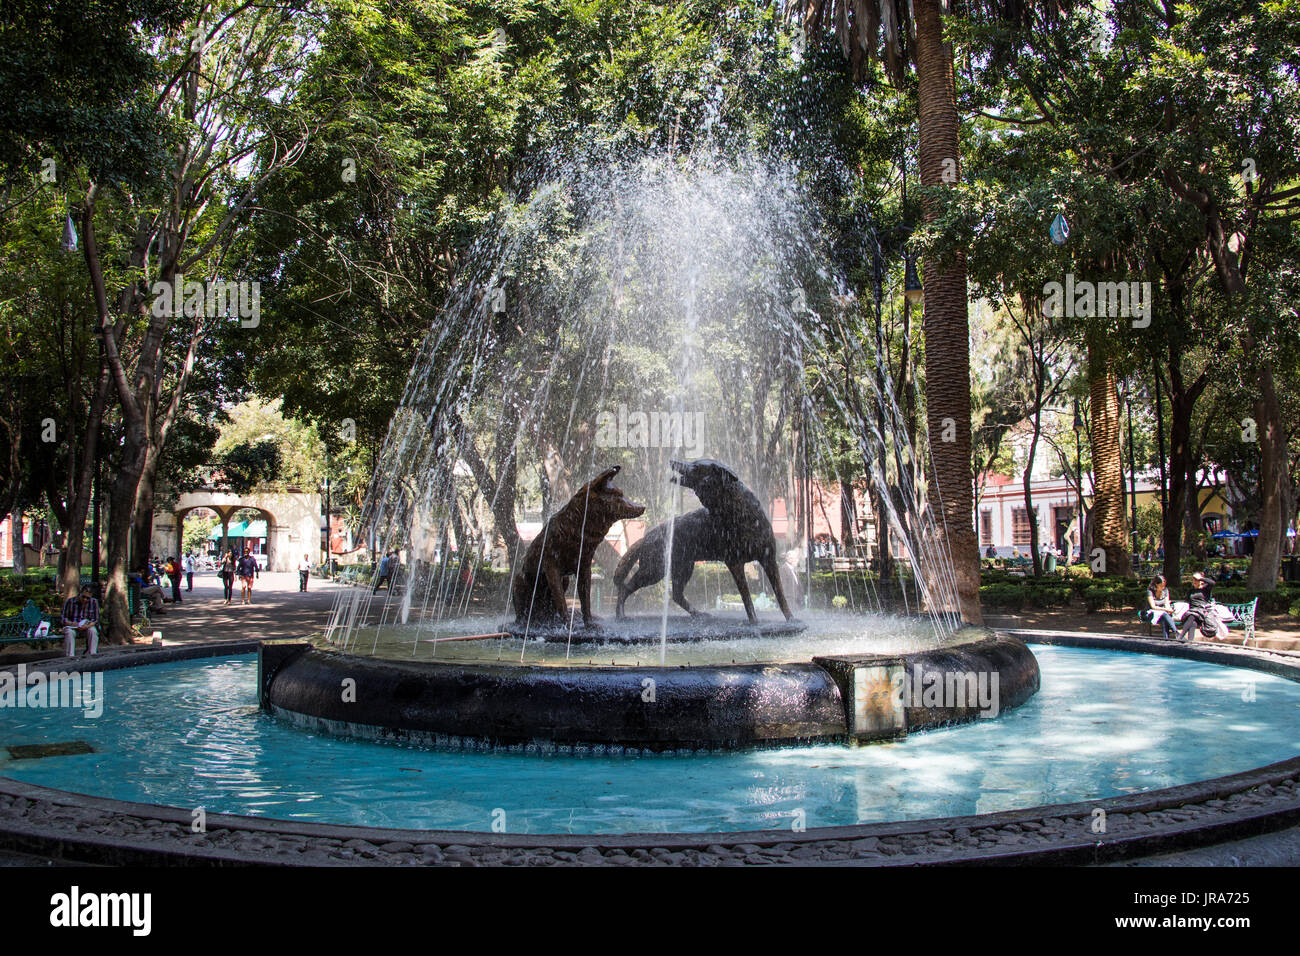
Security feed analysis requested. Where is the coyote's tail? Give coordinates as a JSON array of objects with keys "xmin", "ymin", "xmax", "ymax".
[{"xmin": 613, "ymin": 540, "xmax": 642, "ymax": 588}]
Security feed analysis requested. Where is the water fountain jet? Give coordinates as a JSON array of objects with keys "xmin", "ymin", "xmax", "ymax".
[{"xmin": 263, "ymin": 147, "xmax": 1039, "ymax": 750}]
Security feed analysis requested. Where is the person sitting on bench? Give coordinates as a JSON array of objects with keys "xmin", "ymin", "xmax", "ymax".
[
  {"xmin": 130, "ymin": 571, "xmax": 166, "ymax": 613},
  {"xmin": 61, "ymin": 584, "xmax": 100, "ymax": 657},
  {"xmin": 1143, "ymin": 574, "xmax": 1178, "ymax": 640},
  {"xmin": 1177, "ymin": 571, "xmax": 1222, "ymax": 642}
]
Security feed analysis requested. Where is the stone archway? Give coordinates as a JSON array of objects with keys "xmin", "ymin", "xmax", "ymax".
[
  {"xmin": 153, "ymin": 487, "xmax": 321, "ymax": 573},
  {"xmin": 179, "ymin": 503, "xmax": 274, "ymax": 569}
]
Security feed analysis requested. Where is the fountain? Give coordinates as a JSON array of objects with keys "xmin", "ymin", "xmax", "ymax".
[{"xmin": 259, "ymin": 143, "xmax": 1040, "ymax": 751}]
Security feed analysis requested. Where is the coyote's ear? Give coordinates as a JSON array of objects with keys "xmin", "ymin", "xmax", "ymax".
[{"xmin": 592, "ymin": 465, "xmax": 621, "ymax": 487}]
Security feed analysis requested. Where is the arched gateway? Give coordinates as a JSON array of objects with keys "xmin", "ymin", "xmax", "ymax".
[{"xmin": 150, "ymin": 487, "xmax": 321, "ymax": 573}]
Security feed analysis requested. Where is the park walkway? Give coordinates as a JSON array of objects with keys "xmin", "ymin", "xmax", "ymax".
[{"xmin": 141, "ymin": 570, "xmax": 343, "ymax": 647}]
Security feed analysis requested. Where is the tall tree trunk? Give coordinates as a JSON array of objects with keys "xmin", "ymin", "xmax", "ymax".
[
  {"xmin": 1086, "ymin": 332, "xmax": 1132, "ymax": 577},
  {"xmin": 81, "ymin": 188, "xmax": 154, "ymax": 642},
  {"xmin": 1161, "ymin": 355, "xmax": 1207, "ymax": 585},
  {"xmin": 1163, "ymin": 402, "xmax": 1192, "ymax": 584},
  {"xmin": 840, "ymin": 478, "xmax": 857, "ymax": 555},
  {"xmin": 873, "ymin": 479, "xmax": 893, "ymax": 581},
  {"xmin": 133, "ymin": 477, "xmax": 157, "ymax": 571},
  {"xmin": 914, "ymin": 0, "xmax": 980, "ymax": 623},
  {"xmin": 1247, "ymin": 368, "xmax": 1288, "ymax": 588},
  {"xmin": 1024, "ymin": 408, "xmax": 1043, "ymax": 577},
  {"xmin": 104, "ymin": 444, "xmax": 148, "ymax": 640},
  {"xmin": 1183, "ymin": 455, "xmax": 1205, "ymax": 562},
  {"xmin": 1164, "ymin": 173, "xmax": 1289, "ymax": 589},
  {"xmin": 9, "ymin": 507, "xmax": 25, "ymax": 574}
]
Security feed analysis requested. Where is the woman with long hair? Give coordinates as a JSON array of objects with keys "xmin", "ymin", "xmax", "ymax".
[
  {"xmin": 219, "ymin": 549, "xmax": 236, "ymax": 605},
  {"xmin": 1144, "ymin": 574, "xmax": 1178, "ymax": 640}
]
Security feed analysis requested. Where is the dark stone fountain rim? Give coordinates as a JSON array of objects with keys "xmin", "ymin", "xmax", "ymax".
[
  {"xmin": 501, "ymin": 612, "xmax": 808, "ymax": 644},
  {"xmin": 2, "ymin": 632, "xmax": 1299, "ymax": 866},
  {"xmin": 255, "ymin": 623, "xmax": 1042, "ymax": 751}
]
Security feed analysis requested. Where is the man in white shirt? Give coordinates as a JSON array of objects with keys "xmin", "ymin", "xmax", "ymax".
[
  {"xmin": 299, "ymin": 554, "xmax": 312, "ymax": 592},
  {"xmin": 184, "ymin": 552, "xmax": 196, "ymax": 591}
]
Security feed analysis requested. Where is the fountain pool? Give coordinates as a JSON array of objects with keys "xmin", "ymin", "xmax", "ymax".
[{"xmin": 2, "ymin": 644, "xmax": 1298, "ymax": 835}]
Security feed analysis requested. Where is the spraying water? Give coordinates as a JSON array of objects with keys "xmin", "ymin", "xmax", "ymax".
[{"xmin": 324, "ymin": 143, "xmax": 964, "ymax": 661}]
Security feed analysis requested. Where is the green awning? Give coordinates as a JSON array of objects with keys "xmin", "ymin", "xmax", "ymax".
[{"xmin": 208, "ymin": 519, "xmax": 267, "ymax": 539}]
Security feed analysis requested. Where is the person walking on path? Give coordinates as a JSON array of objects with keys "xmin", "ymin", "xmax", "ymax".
[
  {"xmin": 167, "ymin": 556, "xmax": 183, "ymax": 604},
  {"xmin": 373, "ymin": 551, "xmax": 395, "ymax": 593},
  {"xmin": 184, "ymin": 552, "xmax": 196, "ymax": 591},
  {"xmin": 299, "ymin": 553, "xmax": 311, "ymax": 592},
  {"xmin": 219, "ymin": 550, "xmax": 236, "ymax": 605},
  {"xmin": 60, "ymin": 584, "xmax": 100, "ymax": 657},
  {"xmin": 237, "ymin": 549, "xmax": 259, "ymax": 605}
]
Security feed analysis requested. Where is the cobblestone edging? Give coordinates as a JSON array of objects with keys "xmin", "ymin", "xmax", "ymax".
[{"xmin": 0, "ymin": 633, "xmax": 1298, "ymax": 866}]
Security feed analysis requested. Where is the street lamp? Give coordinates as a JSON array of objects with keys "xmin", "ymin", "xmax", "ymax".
[
  {"xmin": 1073, "ymin": 398, "xmax": 1083, "ymax": 562},
  {"xmin": 321, "ymin": 476, "xmax": 331, "ymax": 575},
  {"xmin": 903, "ymin": 255, "xmax": 923, "ymax": 307}
]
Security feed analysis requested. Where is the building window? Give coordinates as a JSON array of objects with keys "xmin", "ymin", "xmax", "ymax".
[
  {"xmin": 1012, "ymin": 507, "xmax": 1038, "ymax": 547},
  {"xmin": 980, "ymin": 510, "xmax": 993, "ymax": 546}
]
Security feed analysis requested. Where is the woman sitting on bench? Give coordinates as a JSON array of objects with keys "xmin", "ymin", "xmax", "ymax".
[
  {"xmin": 1176, "ymin": 571, "xmax": 1229, "ymax": 642},
  {"xmin": 1142, "ymin": 574, "xmax": 1179, "ymax": 640}
]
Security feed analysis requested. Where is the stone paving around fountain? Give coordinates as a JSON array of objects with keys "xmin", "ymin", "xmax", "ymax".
[{"xmin": 1, "ymin": 753, "xmax": 1297, "ymax": 866}]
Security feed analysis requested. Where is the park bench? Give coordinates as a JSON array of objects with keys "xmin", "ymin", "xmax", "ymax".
[
  {"xmin": 826, "ymin": 556, "xmax": 869, "ymax": 573},
  {"xmin": 1137, "ymin": 597, "xmax": 1258, "ymax": 646},
  {"xmin": 0, "ymin": 600, "xmax": 60, "ymax": 648},
  {"xmin": 1221, "ymin": 598, "xmax": 1259, "ymax": 646}
]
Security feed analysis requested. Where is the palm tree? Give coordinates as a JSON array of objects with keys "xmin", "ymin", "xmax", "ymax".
[{"xmin": 795, "ymin": 0, "xmax": 1070, "ymax": 625}]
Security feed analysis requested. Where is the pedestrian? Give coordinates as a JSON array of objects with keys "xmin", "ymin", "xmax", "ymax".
[
  {"xmin": 237, "ymin": 548, "xmax": 258, "ymax": 605},
  {"xmin": 373, "ymin": 550, "xmax": 393, "ymax": 592},
  {"xmin": 184, "ymin": 551, "xmax": 196, "ymax": 591},
  {"xmin": 167, "ymin": 556, "xmax": 182, "ymax": 604},
  {"xmin": 60, "ymin": 584, "xmax": 100, "ymax": 657},
  {"xmin": 778, "ymin": 549, "xmax": 805, "ymax": 611},
  {"xmin": 299, "ymin": 553, "xmax": 311, "ymax": 592},
  {"xmin": 219, "ymin": 549, "xmax": 236, "ymax": 605}
]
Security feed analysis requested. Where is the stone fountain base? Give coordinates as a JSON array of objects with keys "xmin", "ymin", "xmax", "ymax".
[
  {"xmin": 260, "ymin": 626, "xmax": 1039, "ymax": 752},
  {"xmin": 500, "ymin": 612, "xmax": 807, "ymax": 644}
]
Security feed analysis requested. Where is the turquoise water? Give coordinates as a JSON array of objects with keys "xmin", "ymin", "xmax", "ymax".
[{"xmin": 1, "ymin": 646, "xmax": 1298, "ymax": 834}]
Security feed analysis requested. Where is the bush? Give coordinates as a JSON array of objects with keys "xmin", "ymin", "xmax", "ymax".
[
  {"xmin": 1026, "ymin": 586, "xmax": 1072, "ymax": 608},
  {"xmin": 979, "ymin": 583, "xmax": 1026, "ymax": 611},
  {"xmin": 0, "ymin": 576, "xmax": 58, "ymax": 617}
]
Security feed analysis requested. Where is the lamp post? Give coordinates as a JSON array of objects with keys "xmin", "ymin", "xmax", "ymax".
[
  {"xmin": 903, "ymin": 255, "xmax": 923, "ymax": 306},
  {"xmin": 1073, "ymin": 398, "xmax": 1083, "ymax": 562},
  {"xmin": 1125, "ymin": 383, "xmax": 1139, "ymax": 562},
  {"xmin": 321, "ymin": 476, "xmax": 331, "ymax": 575}
]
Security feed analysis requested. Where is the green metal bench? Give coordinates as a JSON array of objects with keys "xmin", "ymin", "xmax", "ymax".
[
  {"xmin": 1221, "ymin": 598, "xmax": 1259, "ymax": 647},
  {"xmin": 1138, "ymin": 597, "xmax": 1258, "ymax": 646},
  {"xmin": 0, "ymin": 600, "xmax": 60, "ymax": 647}
]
